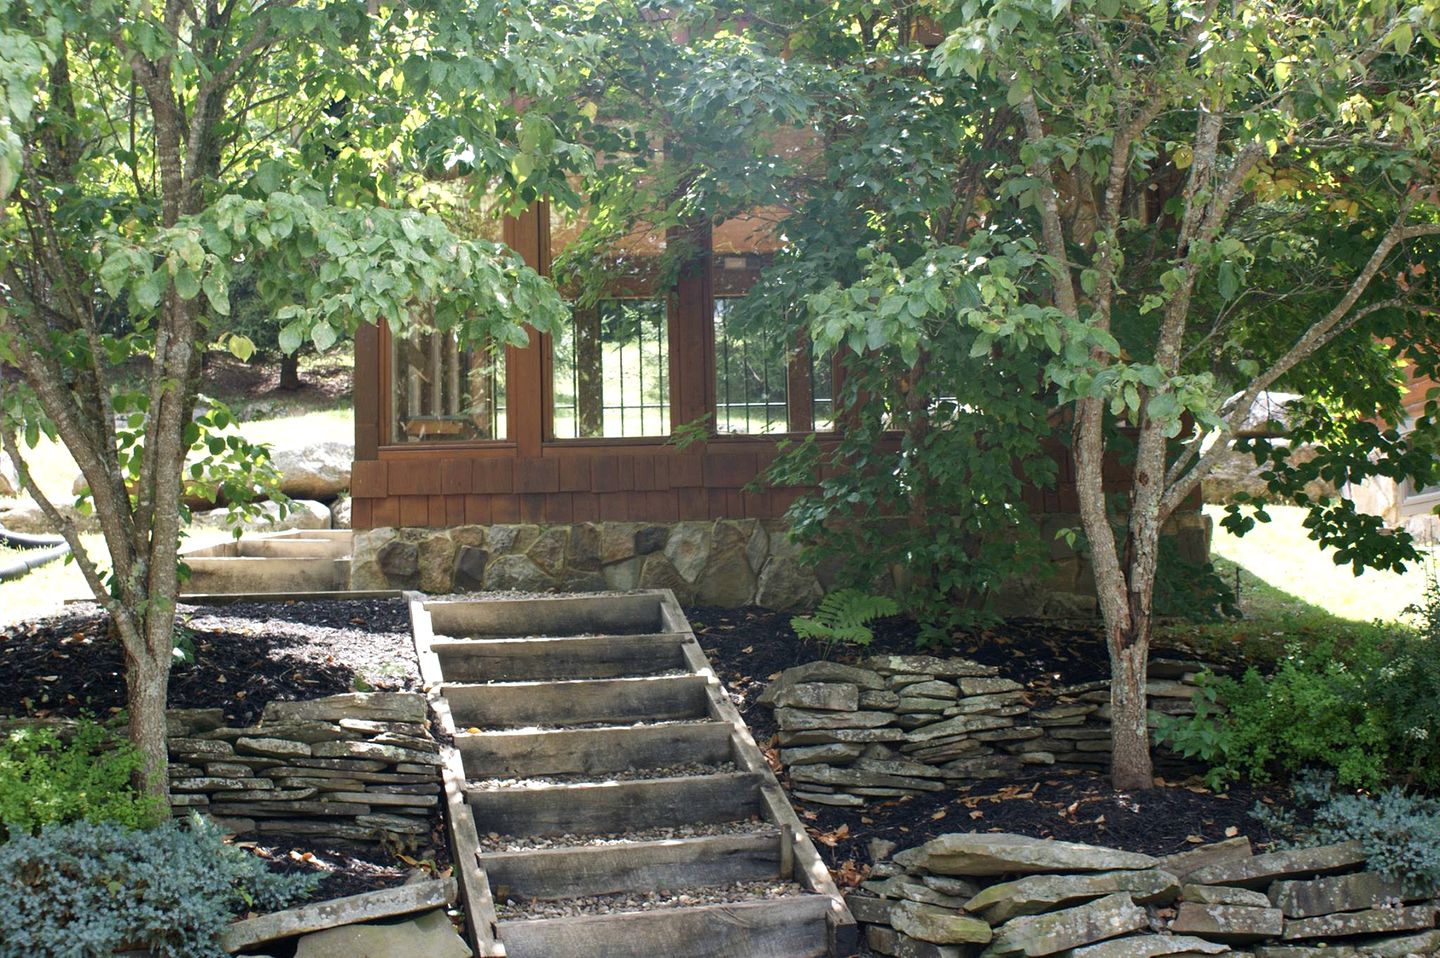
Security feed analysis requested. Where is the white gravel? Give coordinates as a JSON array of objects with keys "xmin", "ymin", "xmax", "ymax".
[
  {"xmin": 470, "ymin": 762, "xmax": 737, "ymax": 790},
  {"xmin": 478, "ymin": 818, "xmax": 777, "ymax": 852},
  {"xmin": 496, "ymin": 879, "xmax": 808, "ymax": 919}
]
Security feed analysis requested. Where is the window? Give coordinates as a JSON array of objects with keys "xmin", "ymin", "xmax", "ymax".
[
  {"xmin": 389, "ymin": 328, "xmax": 506, "ymax": 443},
  {"xmin": 714, "ymin": 297, "xmax": 788, "ymax": 434},
  {"xmin": 551, "ymin": 298, "xmax": 671, "ymax": 439}
]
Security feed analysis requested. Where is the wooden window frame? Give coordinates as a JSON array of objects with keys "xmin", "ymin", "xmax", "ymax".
[{"xmin": 364, "ymin": 200, "xmax": 839, "ymax": 459}]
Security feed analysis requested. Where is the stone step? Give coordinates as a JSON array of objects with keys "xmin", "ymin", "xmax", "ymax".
[
  {"xmin": 431, "ymin": 632, "xmax": 689, "ymax": 682},
  {"xmin": 465, "ymin": 772, "xmax": 764, "ymax": 838},
  {"xmin": 454, "ymin": 721, "xmax": 734, "ymax": 778},
  {"xmin": 442, "ymin": 675, "xmax": 711, "ymax": 729}
]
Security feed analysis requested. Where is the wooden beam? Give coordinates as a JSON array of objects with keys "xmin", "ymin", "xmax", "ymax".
[
  {"xmin": 443, "ymin": 675, "xmax": 710, "ymax": 729},
  {"xmin": 465, "ymin": 772, "xmax": 762, "ymax": 837},
  {"xmin": 431, "ymin": 633, "xmax": 689, "ymax": 682},
  {"xmin": 455, "ymin": 721, "xmax": 734, "ymax": 778},
  {"xmin": 480, "ymin": 832, "xmax": 782, "ymax": 901},
  {"xmin": 494, "ymin": 895, "xmax": 831, "ymax": 958}
]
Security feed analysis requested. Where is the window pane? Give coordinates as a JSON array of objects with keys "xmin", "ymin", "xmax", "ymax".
[
  {"xmin": 811, "ymin": 346, "xmax": 835, "ymax": 432},
  {"xmin": 714, "ymin": 297, "xmax": 789, "ymax": 434},
  {"xmin": 552, "ymin": 298, "xmax": 670, "ymax": 438},
  {"xmin": 390, "ymin": 329, "xmax": 506, "ymax": 443}
]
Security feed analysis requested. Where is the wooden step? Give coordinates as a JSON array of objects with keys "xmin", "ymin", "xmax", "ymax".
[
  {"xmin": 465, "ymin": 772, "xmax": 763, "ymax": 837},
  {"xmin": 495, "ymin": 895, "xmax": 832, "ymax": 958},
  {"xmin": 425, "ymin": 593, "xmax": 672, "ymax": 638},
  {"xmin": 481, "ymin": 831, "xmax": 785, "ymax": 901},
  {"xmin": 455, "ymin": 721, "xmax": 734, "ymax": 778},
  {"xmin": 431, "ymin": 633, "xmax": 689, "ymax": 682},
  {"xmin": 444, "ymin": 675, "xmax": 711, "ymax": 729},
  {"xmin": 234, "ymin": 538, "xmax": 350, "ymax": 559}
]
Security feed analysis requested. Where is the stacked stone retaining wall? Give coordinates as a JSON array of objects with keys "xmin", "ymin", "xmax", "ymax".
[
  {"xmin": 165, "ymin": 692, "xmax": 440, "ymax": 846},
  {"xmin": 760, "ymin": 655, "xmax": 1216, "ymax": 804},
  {"xmin": 849, "ymin": 832, "xmax": 1440, "ymax": 957}
]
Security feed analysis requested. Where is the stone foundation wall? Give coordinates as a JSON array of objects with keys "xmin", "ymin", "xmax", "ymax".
[
  {"xmin": 166, "ymin": 692, "xmax": 440, "ymax": 846},
  {"xmin": 348, "ymin": 512, "xmax": 1211, "ymax": 615},
  {"xmin": 850, "ymin": 832, "xmax": 1440, "ymax": 958},
  {"xmin": 349, "ymin": 519, "xmax": 827, "ymax": 611},
  {"xmin": 760, "ymin": 654, "xmax": 1214, "ymax": 805}
]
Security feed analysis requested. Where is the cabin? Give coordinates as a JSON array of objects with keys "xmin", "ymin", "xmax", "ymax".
[{"xmin": 345, "ymin": 202, "xmax": 1211, "ymax": 611}]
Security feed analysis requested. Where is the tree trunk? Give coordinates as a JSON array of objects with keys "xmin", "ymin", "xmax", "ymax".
[
  {"xmin": 279, "ymin": 352, "xmax": 303, "ymax": 391},
  {"xmin": 1107, "ymin": 617, "xmax": 1154, "ymax": 789},
  {"xmin": 124, "ymin": 639, "xmax": 172, "ymax": 803}
]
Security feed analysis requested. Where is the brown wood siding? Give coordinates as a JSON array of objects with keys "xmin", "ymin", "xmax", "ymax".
[{"xmin": 349, "ymin": 200, "xmax": 1151, "ymax": 529}]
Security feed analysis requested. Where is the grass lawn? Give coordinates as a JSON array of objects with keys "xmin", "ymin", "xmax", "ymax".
[{"xmin": 1205, "ymin": 503, "xmax": 1429, "ymax": 624}]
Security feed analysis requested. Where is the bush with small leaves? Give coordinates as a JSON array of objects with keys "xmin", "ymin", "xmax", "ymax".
[
  {"xmin": 1155, "ymin": 634, "xmax": 1390, "ymax": 789},
  {"xmin": 0, "ymin": 817, "xmax": 318, "ymax": 958},
  {"xmin": 0, "ymin": 718, "xmax": 164, "ymax": 840},
  {"xmin": 1255, "ymin": 770, "xmax": 1440, "ymax": 895}
]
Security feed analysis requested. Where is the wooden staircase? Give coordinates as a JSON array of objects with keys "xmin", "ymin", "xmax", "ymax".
[
  {"xmin": 408, "ymin": 590, "xmax": 856, "ymax": 958},
  {"xmin": 180, "ymin": 529, "xmax": 354, "ymax": 596}
]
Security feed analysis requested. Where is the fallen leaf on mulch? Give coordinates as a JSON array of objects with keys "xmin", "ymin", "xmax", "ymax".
[{"xmin": 810, "ymin": 825, "xmax": 850, "ymax": 848}]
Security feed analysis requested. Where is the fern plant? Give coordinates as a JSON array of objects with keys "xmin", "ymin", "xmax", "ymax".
[{"xmin": 791, "ymin": 589, "xmax": 899, "ymax": 658}]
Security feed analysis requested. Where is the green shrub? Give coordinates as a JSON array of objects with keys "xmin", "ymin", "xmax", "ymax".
[
  {"xmin": 0, "ymin": 719, "xmax": 164, "ymax": 839},
  {"xmin": 1255, "ymin": 770, "xmax": 1440, "ymax": 894},
  {"xmin": 0, "ymin": 817, "xmax": 318, "ymax": 958},
  {"xmin": 1156, "ymin": 625, "xmax": 1440, "ymax": 791},
  {"xmin": 791, "ymin": 589, "xmax": 900, "ymax": 657}
]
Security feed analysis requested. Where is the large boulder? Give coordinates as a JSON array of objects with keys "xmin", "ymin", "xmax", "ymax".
[
  {"xmin": 896, "ymin": 834, "xmax": 1158, "ymax": 877},
  {"xmin": 484, "ymin": 554, "xmax": 554, "ymax": 592},
  {"xmin": 189, "ymin": 499, "xmax": 331, "ymax": 534},
  {"xmin": 754, "ymin": 554, "xmax": 823, "ymax": 612},
  {"xmin": 0, "ymin": 451, "xmax": 18, "ymax": 498},
  {"xmin": 268, "ymin": 440, "xmax": 353, "ymax": 500}
]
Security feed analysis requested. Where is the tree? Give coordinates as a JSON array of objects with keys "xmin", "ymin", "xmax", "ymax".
[
  {"xmin": 0, "ymin": 0, "xmax": 570, "ymax": 804},
  {"xmin": 561, "ymin": 0, "xmax": 1440, "ymax": 786},
  {"xmin": 937, "ymin": 0, "xmax": 1440, "ymax": 786}
]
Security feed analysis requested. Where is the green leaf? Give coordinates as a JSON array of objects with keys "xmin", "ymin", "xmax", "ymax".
[
  {"xmin": 173, "ymin": 267, "xmax": 200, "ymax": 301},
  {"xmin": 311, "ymin": 321, "xmax": 338, "ymax": 352},
  {"xmin": 227, "ymin": 335, "xmax": 255, "ymax": 362},
  {"xmin": 135, "ymin": 271, "xmax": 166, "ymax": 312},
  {"xmin": 277, "ymin": 324, "xmax": 304, "ymax": 355},
  {"xmin": 203, "ymin": 273, "xmax": 230, "ymax": 316}
]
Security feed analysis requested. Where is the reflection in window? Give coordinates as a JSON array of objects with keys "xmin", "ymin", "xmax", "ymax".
[
  {"xmin": 810, "ymin": 346, "xmax": 835, "ymax": 432},
  {"xmin": 551, "ymin": 299, "xmax": 670, "ymax": 438},
  {"xmin": 714, "ymin": 298, "xmax": 789, "ymax": 434},
  {"xmin": 390, "ymin": 329, "xmax": 506, "ymax": 443}
]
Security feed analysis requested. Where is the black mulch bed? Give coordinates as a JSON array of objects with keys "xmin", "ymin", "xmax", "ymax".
[
  {"xmin": 244, "ymin": 826, "xmax": 454, "ymax": 910},
  {"xmin": 0, "ymin": 598, "xmax": 433, "ymax": 907},
  {"xmin": 688, "ymin": 604, "xmax": 1284, "ymax": 875},
  {"xmin": 0, "ymin": 598, "xmax": 417, "ymax": 725}
]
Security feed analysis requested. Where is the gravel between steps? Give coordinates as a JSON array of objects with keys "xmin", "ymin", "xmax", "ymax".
[
  {"xmin": 470, "ymin": 761, "xmax": 738, "ymax": 789},
  {"xmin": 495, "ymin": 879, "xmax": 808, "ymax": 919},
  {"xmin": 478, "ymin": 818, "xmax": 777, "ymax": 852}
]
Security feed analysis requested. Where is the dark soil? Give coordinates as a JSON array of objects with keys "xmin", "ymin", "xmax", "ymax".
[
  {"xmin": 0, "ymin": 598, "xmax": 417, "ymax": 724},
  {"xmin": 0, "ymin": 598, "xmax": 429, "ymax": 907},
  {"xmin": 689, "ymin": 604, "xmax": 1284, "ymax": 877}
]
